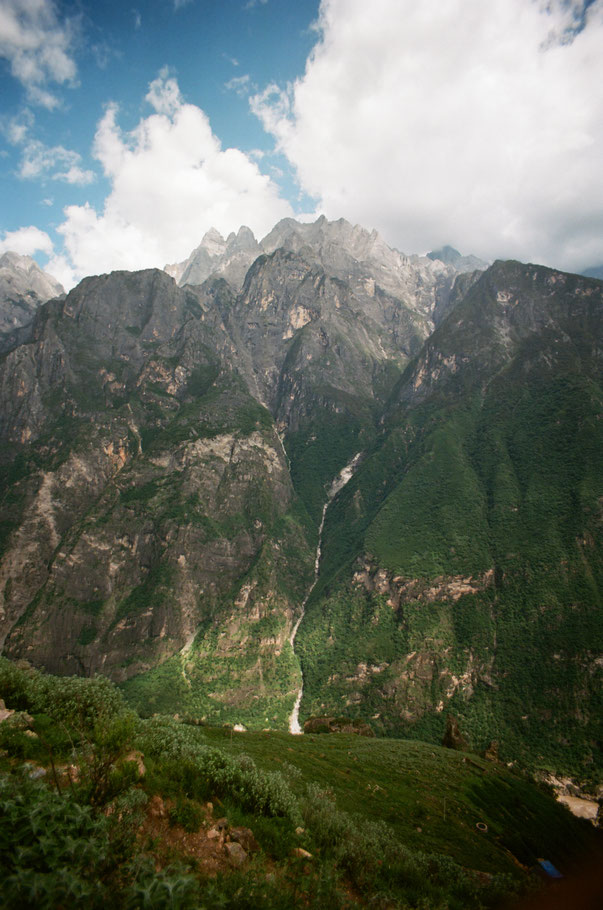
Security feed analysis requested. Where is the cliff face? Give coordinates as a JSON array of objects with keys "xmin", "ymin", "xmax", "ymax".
[
  {"xmin": 0, "ymin": 252, "xmax": 64, "ymax": 353},
  {"xmin": 0, "ymin": 221, "xmax": 601, "ymax": 776},
  {"xmin": 0, "ymin": 268, "xmax": 314, "ymax": 724}
]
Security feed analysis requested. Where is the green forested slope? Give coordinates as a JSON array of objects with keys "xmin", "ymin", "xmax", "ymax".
[{"xmin": 297, "ymin": 263, "xmax": 603, "ymax": 779}]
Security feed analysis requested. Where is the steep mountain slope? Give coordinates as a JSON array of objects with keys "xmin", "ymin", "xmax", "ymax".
[
  {"xmin": 166, "ymin": 216, "xmax": 482, "ymax": 328},
  {"xmin": 223, "ymin": 217, "xmax": 483, "ymax": 521},
  {"xmin": 170, "ymin": 219, "xmax": 480, "ymax": 522},
  {"xmin": 0, "ymin": 268, "xmax": 315, "ymax": 725},
  {"xmin": 0, "ymin": 252, "xmax": 64, "ymax": 352},
  {"xmin": 0, "ymin": 222, "xmax": 600, "ymax": 781},
  {"xmin": 297, "ymin": 261, "xmax": 603, "ymax": 778},
  {"xmin": 165, "ymin": 226, "xmax": 261, "ymax": 290},
  {"xmin": 0, "ymin": 222, "xmax": 484, "ymax": 727}
]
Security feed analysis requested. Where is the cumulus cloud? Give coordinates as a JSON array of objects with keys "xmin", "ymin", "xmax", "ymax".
[
  {"xmin": 251, "ymin": 0, "xmax": 603, "ymax": 271},
  {"xmin": 54, "ymin": 70, "xmax": 293, "ymax": 286},
  {"xmin": 0, "ymin": 224, "xmax": 53, "ymax": 256},
  {"xmin": 19, "ymin": 139, "xmax": 95, "ymax": 184},
  {"xmin": 145, "ymin": 67, "xmax": 183, "ymax": 115},
  {"xmin": 0, "ymin": 0, "xmax": 78, "ymax": 108}
]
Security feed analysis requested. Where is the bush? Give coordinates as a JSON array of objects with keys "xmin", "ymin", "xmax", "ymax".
[
  {"xmin": 0, "ymin": 658, "xmax": 126, "ymax": 734},
  {"xmin": 0, "ymin": 772, "xmax": 113, "ymax": 909},
  {"xmin": 169, "ymin": 798, "xmax": 203, "ymax": 833},
  {"xmin": 137, "ymin": 716, "xmax": 300, "ymax": 824}
]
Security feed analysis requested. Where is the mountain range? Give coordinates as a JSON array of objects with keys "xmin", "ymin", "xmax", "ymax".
[{"xmin": 0, "ymin": 217, "xmax": 600, "ymax": 783}]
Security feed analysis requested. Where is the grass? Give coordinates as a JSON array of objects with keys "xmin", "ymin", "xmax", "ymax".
[
  {"xmin": 1, "ymin": 654, "xmax": 601, "ymax": 909},
  {"xmin": 201, "ymin": 727, "xmax": 600, "ymax": 877}
]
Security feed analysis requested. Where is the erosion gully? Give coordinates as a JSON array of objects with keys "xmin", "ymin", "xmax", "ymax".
[{"xmin": 288, "ymin": 452, "xmax": 363, "ymax": 734}]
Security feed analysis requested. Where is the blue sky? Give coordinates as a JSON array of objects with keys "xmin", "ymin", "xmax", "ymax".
[
  {"xmin": 1, "ymin": 0, "xmax": 603, "ymax": 288},
  {"xmin": 0, "ymin": 0, "xmax": 320, "ymax": 283}
]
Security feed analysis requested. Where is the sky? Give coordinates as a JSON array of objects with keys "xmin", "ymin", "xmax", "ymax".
[{"xmin": 1, "ymin": 0, "xmax": 602, "ymax": 289}]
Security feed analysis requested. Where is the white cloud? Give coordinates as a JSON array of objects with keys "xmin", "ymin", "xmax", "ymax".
[
  {"xmin": 145, "ymin": 67, "xmax": 182, "ymax": 115},
  {"xmin": 0, "ymin": 0, "xmax": 78, "ymax": 108},
  {"xmin": 19, "ymin": 138, "xmax": 95, "ymax": 185},
  {"xmin": 54, "ymin": 71, "xmax": 293, "ymax": 287},
  {"xmin": 251, "ymin": 0, "xmax": 603, "ymax": 272},
  {"xmin": 5, "ymin": 106, "xmax": 34, "ymax": 143},
  {"xmin": 91, "ymin": 41, "xmax": 119, "ymax": 71},
  {"xmin": 224, "ymin": 73, "xmax": 251, "ymax": 96},
  {"xmin": 44, "ymin": 252, "xmax": 76, "ymax": 290},
  {"xmin": 0, "ymin": 224, "xmax": 53, "ymax": 256},
  {"xmin": 2, "ymin": 106, "xmax": 94, "ymax": 185}
]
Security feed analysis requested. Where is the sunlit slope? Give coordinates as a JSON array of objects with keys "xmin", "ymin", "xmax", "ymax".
[
  {"xmin": 203, "ymin": 727, "xmax": 600, "ymax": 878},
  {"xmin": 297, "ymin": 262, "xmax": 603, "ymax": 778}
]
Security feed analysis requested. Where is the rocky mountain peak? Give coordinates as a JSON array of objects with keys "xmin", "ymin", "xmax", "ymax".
[
  {"xmin": 427, "ymin": 244, "xmax": 488, "ymax": 273},
  {"xmin": 227, "ymin": 225, "xmax": 258, "ymax": 252},
  {"xmin": 165, "ymin": 226, "xmax": 261, "ymax": 291},
  {"xmin": 164, "ymin": 217, "xmax": 487, "ymax": 327},
  {"xmin": 0, "ymin": 252, "xmax": 64, "ymax": 301},
  {"xmin": 200, "ymin": 227, "xmax": 227, "ymax": 256},
  {"xmin": 0, "ymin": 252, "xmax": 65, "ymax": 346}
]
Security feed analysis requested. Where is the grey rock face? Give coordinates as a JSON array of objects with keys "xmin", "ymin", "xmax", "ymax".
[
  {"xmin": 427, "ymin": 245, "xmax": 488, "ymax": 273},
  {"xmin": 166, "ymin": 216, "xmax": 484, "ymax": 328},
  {"xmin": 165, "ymin": 226, "xmax": 262, "ymax": 291},
  {"xmin": 225, "ymin": 247, "xmax": 426, "ymax": 428},
  {"xmin": 0, "ymin": 252, "xmax": 64, "ymax": 349},
  {"xmin": 260, "ymin": 215, "xmax": 467, "ymax": 324},
  {"xmin": 0, "ymin": 268, "xmax": 314, "ymax": 699}
]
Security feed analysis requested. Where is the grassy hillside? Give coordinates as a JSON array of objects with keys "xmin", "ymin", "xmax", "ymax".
[{"xmin": 1, "ymin": 659, "xmax": 600, "ymax": 909}]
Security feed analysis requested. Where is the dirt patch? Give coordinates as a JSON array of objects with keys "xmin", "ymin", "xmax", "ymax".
[{"xmin": 139, "ymin": 795, "xmax": 261, "ymax": 876}]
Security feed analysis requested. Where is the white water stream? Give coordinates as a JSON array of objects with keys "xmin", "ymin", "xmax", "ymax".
[{"xmin": 288, "ymin": 452, "xmax": 363, "ymax": 734}]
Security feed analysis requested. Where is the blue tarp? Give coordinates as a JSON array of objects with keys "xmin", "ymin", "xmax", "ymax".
[{"xmin": 537, "ymin": 859, "xmax": 563, "ymax": 879}]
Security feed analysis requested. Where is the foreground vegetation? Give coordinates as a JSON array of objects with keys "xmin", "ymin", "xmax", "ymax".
[{"xmin": 1, "ymin": 658, "xmax": 601, "ymax": 909}]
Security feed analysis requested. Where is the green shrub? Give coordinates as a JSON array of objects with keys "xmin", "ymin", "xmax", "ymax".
[
  {"xmin": 0, "ymin": 773, "xmax": 113, "ymax": 909},
  {"xmin": 300, "ymin": 783, "xmax": 517, "ymax": 907},
  {"xmin": 136, "ymin": 716, "xmax": 300, "ymax": 823},
  {"xmin": 169, "ymin": 798, "xmax": 203, "ymax": 833}
]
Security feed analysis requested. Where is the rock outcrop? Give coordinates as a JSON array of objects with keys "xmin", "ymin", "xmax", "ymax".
[{"xmin": 0, "ymin": 252, "xmax": 64, "ymax": 352}]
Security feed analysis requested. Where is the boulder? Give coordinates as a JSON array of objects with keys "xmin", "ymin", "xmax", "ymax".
[
  {"xmin": 230, "ymin": 826, "xmax": 259, "ymax": 853},
  {"xmin": 225, "ymin": 842, "xmax": 247, "ymax": 866}
]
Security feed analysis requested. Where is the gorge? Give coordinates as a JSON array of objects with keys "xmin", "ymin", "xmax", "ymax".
[{"xmin": 0, "ymin": 216, "xmax": 601, "ymax": 785}]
